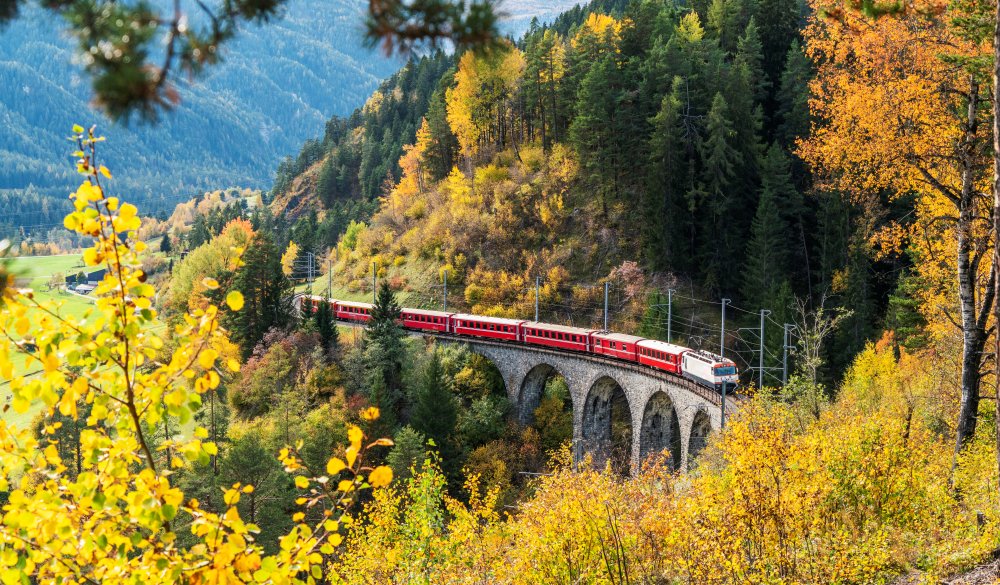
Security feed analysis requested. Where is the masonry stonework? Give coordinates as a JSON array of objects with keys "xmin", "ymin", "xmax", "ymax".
[{"xmin": 434, "ymin": 336, "xmax": 734, "ymax": 473}]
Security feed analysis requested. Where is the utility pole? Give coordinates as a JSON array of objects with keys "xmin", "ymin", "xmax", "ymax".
[
  {"xmin": 443, "ymin": 269, "xmax": 448, "ymax": 311},
  {"xmin": 667, "ymin": 288, "xmax": 674, "ymax": 343},
  {"xmin": 371, "ymin": 262, "xmax": 376, "ymax": 302},
  {"xmin": 783, "ymin": 324, "xmax": 795, "ymax": 385},
  {"xmin": 720, "ymin": 298, "xmax": 731, "ymax": 358},
  {"xmin": 535, "ymin": 276, "xmax": 541, "ymax": 321},
  {"xmin": 721, "ymin": 381, "xmax": 727, "ymax": 429},
  {"xmin": 759, "ymin": 309, "xmax": 771, "ymax": 388},
  {"xmin": 604, "ymin": 282, "xmax": 610, "ymax": 331}
]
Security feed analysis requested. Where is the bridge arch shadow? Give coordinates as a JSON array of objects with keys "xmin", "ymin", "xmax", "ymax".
[
  {"xmin": 639, "ymin": 391, "xmax": 682, "ymax": 471},
  {"xmin": 687, "ymin": 409, "xmax": 713, "ymax": 469},
  {"xmin": 517, "ymin": 363, "xmax": 571, "ymax": 426},
  {"xmin": 582, "ymin": 375, "xmax": 632, "ymax": 475}
]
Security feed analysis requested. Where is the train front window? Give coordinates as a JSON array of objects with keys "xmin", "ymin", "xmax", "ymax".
[{"xmin": 714, "ymin": 366, "xmax": 736, "ymax": 376}]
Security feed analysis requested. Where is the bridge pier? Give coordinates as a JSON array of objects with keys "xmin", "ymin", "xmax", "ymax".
[{"xmin": 432, "ymin": 336, "xmax": 732, "ymax": 475}]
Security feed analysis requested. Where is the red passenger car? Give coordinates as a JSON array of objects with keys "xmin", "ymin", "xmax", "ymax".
[
  {"xmin": 523, "ymin": 322, "xmax": 594, "ymax": 352},
  {"xmin": 636, "ymin": 339, "xmax": 686, "ymax": 375},
  {"xmin": 401, "ymin": 308, "xmax": 453, "ymax": 333},
  {"xmin": 336, "ymin": 300, "xmax": 374, "ymax": 323},
  {"xmin": 451, "ymin": 314, "xmax": 524, "ymax": 341},
  {"xmin": 591, "ymin": 332, "xmax": 643, "ymax": 362},
  {"xmin": 299, "ymin": 295, "xmax": 328, "ymax": 315}
]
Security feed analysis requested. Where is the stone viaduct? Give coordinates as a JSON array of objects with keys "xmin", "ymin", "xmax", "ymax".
[{"xmin": 432, "ymin": 335, "xmax": 736, "ymax": 473}]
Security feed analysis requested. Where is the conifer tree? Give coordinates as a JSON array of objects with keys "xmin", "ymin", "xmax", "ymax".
[
  {"xmin": 365, "ymin": 282, "xmax": 406, "ymax": 423},
  {"xmin": 742, "ymin": 168, "xmax": 789, "ymax": 309},
  {"xmin": 735, "ymin": 19, "xmax": 769, "ymax": 104},
  {"xmin": 707, "ymin": 0, "xmax": 746, "ymax": 52},
  {"xmin": 758, "ymin": 143, "xmax": 808, "ymax": 285},
  {"xmin": 159, "ymin": 234, "xmax": 172, "ymax": 254},
  {"xmin": 227, "ymin": 233, "xmax": 294, "ymax": 357},
  {"xmin": 314, "ymin": 300, "xmax": 339, "ymax": 358},
  {"xmin": 410, "ymin": 351, "xmax": 460, "ymax": 477},
  {"xmin": 753, "ymin": 0, "xmax": 802, "ymax": 86},
  {"xmin": 316, "ymin": 156, "xmax": 337, "ymax": 206},
  {"xmin": 570, "ymin": 55, "xmax": 622, "ymax": 217},
  {"xmin": 698, "ymin": 92, "xmax": 743, "ymax": 291},
  {"xmin": 643, "ymin": 83, "xmax": 688, "ymax": 271},
  {"xmin": 775, "ymin": 39, "xmax": 811, "ymax": 146}
]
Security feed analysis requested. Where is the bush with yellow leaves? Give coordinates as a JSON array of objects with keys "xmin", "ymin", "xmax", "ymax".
[{"xmin": 0, "ymin": 127, "xmax": 394, "ymax": 584}]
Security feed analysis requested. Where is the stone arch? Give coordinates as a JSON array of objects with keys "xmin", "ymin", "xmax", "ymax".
[
  {"xmin": 639, "ymin": 391, "xmax": 682, "ymax": 470},
  {"xmin": 582, "ymin": 375, "xmax": 633, "ymax": 475},
  {"xmin": 517, "ymin": 363, "xmax": 567, "ymax": 425},
  {"xmin": 687, "ymin": 409, "xmax": 713, "ymax": 468}
]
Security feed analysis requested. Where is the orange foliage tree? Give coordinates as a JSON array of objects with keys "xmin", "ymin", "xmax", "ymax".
[{"xmin": 799, "ymin": 3, "xmax": 994, "ymax": 453}]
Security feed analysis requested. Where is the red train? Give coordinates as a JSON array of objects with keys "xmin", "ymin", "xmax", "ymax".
[{"xmin": 299, "ymin": 295, "xmax": 739, "ymax": 391}]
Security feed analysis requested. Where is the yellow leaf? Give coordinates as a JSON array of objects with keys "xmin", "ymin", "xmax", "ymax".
[
  {"xmin": 348, "ymin": 426, "xmax": 363, "ymax": 451},
  {"xmin": 202, "ymin": 278, "xmax": 220, "ymax": 290},
  {"xmin": 326, "ymin": 457, "xmax": 346, "ymax": 476},
  {"xmin": 369, "ymin": 466, "xmax": 393, "ymax": 488},
  {"xmin": 226, "ymin": 291, "xmax": 244, "ymax": 311},
  {"xmin": 99, "ymin": 165, "xmax": 112, "ymax": 179},
  {"xmin": 198, "ymin": 349, "xmax": 218, "ymax": 370},
  {"xmin": 294, "ymin": 476, "xmax": 309, "ymax": 489}
]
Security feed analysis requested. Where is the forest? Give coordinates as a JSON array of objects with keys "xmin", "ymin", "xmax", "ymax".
[{"xmin": 2, "ymin": 0, "xmax": 1000, "ymax": 582}]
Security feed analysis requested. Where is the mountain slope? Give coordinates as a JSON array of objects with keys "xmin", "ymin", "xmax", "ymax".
[{"xmin": 0, "ymin": 0, "xmax": 400, "ymax": 230}]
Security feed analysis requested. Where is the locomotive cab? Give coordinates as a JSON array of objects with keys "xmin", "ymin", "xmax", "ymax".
[{"xmin": 681, "ymin": 350, "xmax": 740, "ymax": 391}]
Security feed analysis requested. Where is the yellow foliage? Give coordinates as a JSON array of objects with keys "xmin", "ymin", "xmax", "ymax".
[
  {"xmin": 0, "ymin": 128, "xmax": 393, "ymax": 584},
  {"xmin": 281, "ymin": 241, "xmax": 299, "ymax": 277}
]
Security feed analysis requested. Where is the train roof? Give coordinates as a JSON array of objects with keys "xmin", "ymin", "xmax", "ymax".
[
  {"xmin": 523, "ymin": 321, "xmax": 595, "ymax": 335},
  {"xmin": 685, "ymin": 349, "xmax": 735, "ymax": 364},
  {"xmin": 636, "ymin": 339, "xmax": 689, "ymax": 353},
  {"xmin": 592, "ymin": 332, "xmax": 645, "ymax": 344},
  {"xmin": 401, "ymin": 308, "xmax": 454, "ymax": 318},
  {"xmin": 336, "ymin": 300, "xmax": 374, "ymax": 309},
  {"xmin": 451, "ymin": 313, "xmax": 526, "ymax": 326}
]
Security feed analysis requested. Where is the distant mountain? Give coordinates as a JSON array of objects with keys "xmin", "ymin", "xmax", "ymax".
[
  {"xmin": 0, "ymin": 0, "xmax": 399, "ymax": 233},
  {"xmin": 0, "ymin": 0, "xmax": 584, "ymax": 236}
]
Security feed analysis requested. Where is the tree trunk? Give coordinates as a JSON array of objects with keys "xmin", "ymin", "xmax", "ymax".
[
  {"xmin": 955, "ymin": 75, "xmax": 985, "ymax": 455},
  {"xmin": 993, "ymin": 0, "xmax": 1000, "ymax": 501}
]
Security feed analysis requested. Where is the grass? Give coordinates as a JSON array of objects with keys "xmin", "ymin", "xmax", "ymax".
[
  {"xmin": 1, "ymin": 256, "xmax": 98, "ymax": 430},
  {"xmin": 8, "ymin": 254, "xmax": 87, "ymax": 283}
]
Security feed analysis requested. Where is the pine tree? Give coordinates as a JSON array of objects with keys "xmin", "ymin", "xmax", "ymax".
[
  {"xmin": 313, "ymin": 300, "xmax": 339, "ymax": 358},
  {"xmin": 758, "ymin": 143, "xmax": 808, "ymax": 286},
  {"xmin": 410, "ymin": 351, "xmax": 460, "ymax": 477},
  {"xmin": 741, "ymin": 167, "xmax": 789, "ymax": 309},
  {"xmin": 637, "ymin": 292, "xmax": 671, "ymax": 341},
  {"xmin": 570, "ymin": 55, "xmax": 622, "ymax": 217},
  {"xmin": 775, "ymin": 39, "xmax": 811, "ymax": 146},
  {"xmin": 707, "ymin": 0, "xmax": 746, "ymax": 52},
  {"xmin": 698, "ymin": 92, "xmax": 743, "ymax": 291},
  {"xmin": 316, "ymin": 156, "xmax": 337, "ymax": 206},
  {"xmin": 219, "ymin": 431, "xmax": 294, "ymax": 554},
  {"xmin": 365, "ymin": 282, "xmax": 406, "ymax": 423},
  {"xmin": 643, "ymin": 83, "xmax": 687, "ymax": 271},
  {"xmin": 754, "ymin": 0, "xmax": 801, "ymax": 87},
  {"xmin": 735, "ymin": 18, "xmax": 769, "ymax": 104},
  {"xmin": 159, "ymin": 234, "xmax": 172, "ymax": 254},
  {"xmin": 226, "ymin": 234, "xmax": 295, "ymax": 357}
]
